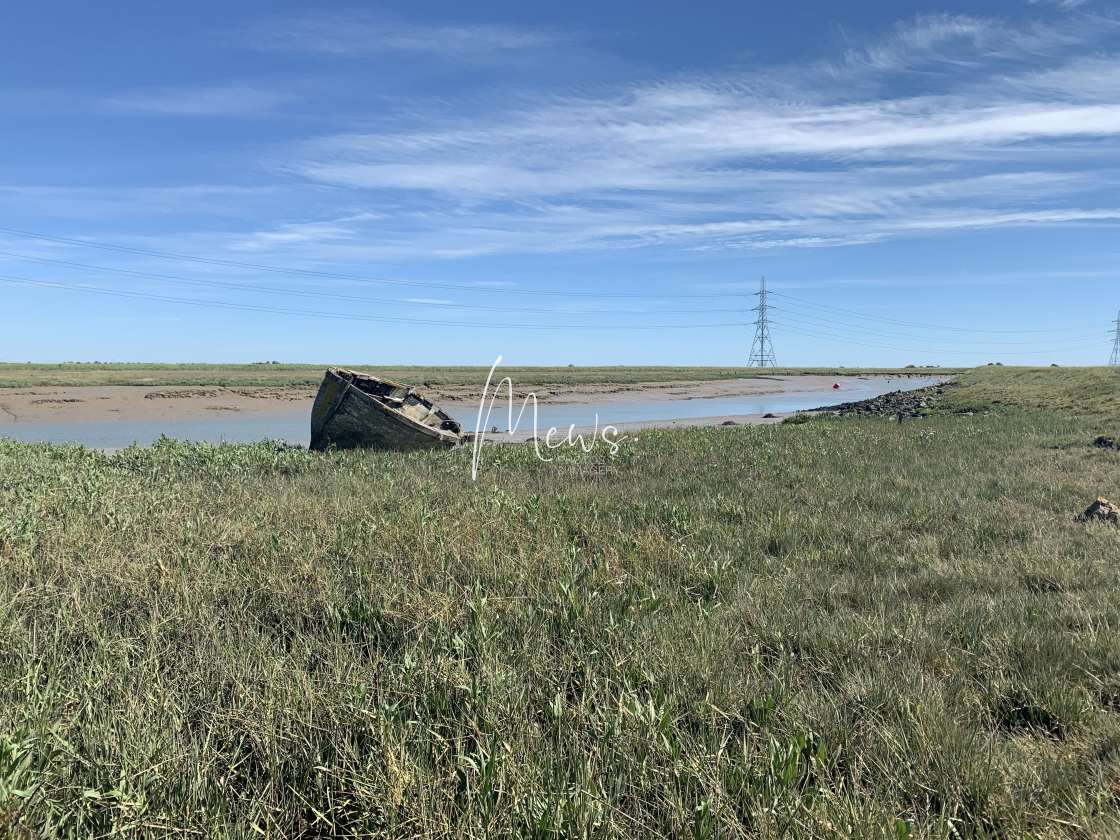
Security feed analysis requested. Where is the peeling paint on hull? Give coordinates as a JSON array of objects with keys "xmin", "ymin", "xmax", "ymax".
[{"xmin": 309, "ymin": 368, "xmax": 462, "ymax": 452}]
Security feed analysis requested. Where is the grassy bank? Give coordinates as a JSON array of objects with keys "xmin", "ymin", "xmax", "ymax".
[
  {"xmin": 2, "ymin": 371, "xmax": 1119, "ymax": 837},
  {"xmin": 951, "ymin": 366, "xmax": 1120, "ymax": 417},
  {"xmin": 0, "ymin": 362, "xmax": 959, "ymax": 389}
]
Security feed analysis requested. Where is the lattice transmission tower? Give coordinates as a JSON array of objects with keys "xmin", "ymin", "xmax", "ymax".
[
  {"xmin": 1110, "ymin": 310, "xmax": 1120, "ymax": 366},
  {"xmin": 748, "ymin": 277, "xmax": 777, "ymax": 367}
]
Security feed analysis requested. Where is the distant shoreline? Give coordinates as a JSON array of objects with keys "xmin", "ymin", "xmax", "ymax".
[{"xmin": 0, "ymin": 363, "xmax": 964, "ymax": 391}]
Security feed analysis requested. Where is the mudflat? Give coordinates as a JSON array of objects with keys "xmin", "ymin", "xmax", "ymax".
[{"xmin": 0, "ymin": 375, "xmax": 926, "ymax": 425}]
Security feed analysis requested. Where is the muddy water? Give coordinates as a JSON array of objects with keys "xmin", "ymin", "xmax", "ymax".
[
  {"xmin": 0, "ymin": 378, "xmax": 942, "ymax": 449},
  {"xmin": 452, "ymin": 377, "xmax": 943, "ymax": 436}
]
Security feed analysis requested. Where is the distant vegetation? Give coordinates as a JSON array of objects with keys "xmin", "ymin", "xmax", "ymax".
[
  {"xmin": 1, "ymin": 367, "xmax": 1118, "ymax": 836},
  {"xmin": 0, "ymin": 362, "xmax": 964, "ymax": 389}
]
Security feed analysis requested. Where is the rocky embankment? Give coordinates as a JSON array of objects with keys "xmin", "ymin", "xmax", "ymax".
[{"xmin": 815, "ymin": 383, "xmax": 954, "ymax": 419}]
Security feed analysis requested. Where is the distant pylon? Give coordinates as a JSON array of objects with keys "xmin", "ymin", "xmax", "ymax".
[
  {"xmin": 1110, "ymin": 310, "xmax": 1120, "ymax": 366},
  {"xmin": 748, "ymin": 276, "xmax": 777, "ymax": 367}
]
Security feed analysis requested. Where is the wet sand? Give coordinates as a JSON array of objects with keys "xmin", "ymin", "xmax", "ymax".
[{"xmin": 0, "ymin": 375, "xmax": 924, "ymax": 426}]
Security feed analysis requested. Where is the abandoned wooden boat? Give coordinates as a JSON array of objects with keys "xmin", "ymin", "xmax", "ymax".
[{"xmin": 310, "ymin": 368, "xmax": 462, "ymax": 451}]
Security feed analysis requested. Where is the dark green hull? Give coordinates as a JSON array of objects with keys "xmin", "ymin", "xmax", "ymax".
[{"xmin": 310, "ymin": 369, "xmax": 462, "ymax": 452}]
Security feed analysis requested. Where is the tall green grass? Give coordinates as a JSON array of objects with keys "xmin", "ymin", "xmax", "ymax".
[
  {"xmin": 1, "ymin": 375, "xmax": 1119, "ymax": 837},
  {"xmin": 952, "ymin": 366, "xmax": 1120, "ymax": 417}
]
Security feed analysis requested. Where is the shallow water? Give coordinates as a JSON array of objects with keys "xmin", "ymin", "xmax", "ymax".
[
  {"xmin": 0, "ymin": 412, "xmax": 312, "ymax": 449},
  {"xmin": 463, "ymin": 377, "xmax": 942, "ymax": 433},
  {"xmin": 0, "ymin": 378, "xmax": 941, "ymax": 448}
]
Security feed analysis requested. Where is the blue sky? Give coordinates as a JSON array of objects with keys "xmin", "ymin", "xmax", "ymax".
[{"xmin": 1, "ymin": 0, "xmax": 1119, "ymax": 366}]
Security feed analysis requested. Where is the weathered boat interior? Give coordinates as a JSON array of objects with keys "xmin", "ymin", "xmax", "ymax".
[
  {"xmin": 310, "ymin": 368, "xmax": 463, "ymax": 451},
  {"xmin": 338, "ymin": 369, "xmax": 461, "ymax": 434}
]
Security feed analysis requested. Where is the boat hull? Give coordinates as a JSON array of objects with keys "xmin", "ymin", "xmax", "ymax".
[{"xmin": 310, "ymin": 369, "xmax": 461, "ymax": 452}]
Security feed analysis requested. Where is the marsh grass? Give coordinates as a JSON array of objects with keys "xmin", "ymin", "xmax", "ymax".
[
  {"xmin": 951, "ymin": 367, "xmax": 1120, "ymax": 417},
  {"xmin": 1, "ymin": 373, "xmax": 1119, "ymax": 837},
  {"xmin": 0, "ymin": 363, "xmax": 960, "ymax": 389}
]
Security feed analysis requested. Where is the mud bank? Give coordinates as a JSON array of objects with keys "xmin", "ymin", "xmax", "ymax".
[{"xmin": 0, "ymin": 375, "xmax": 938, "ymax": 426}]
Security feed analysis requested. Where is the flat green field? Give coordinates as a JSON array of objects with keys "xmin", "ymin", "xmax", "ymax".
[
  {"xmin": 2, "ymin": 367, "xmax": 1119, "ymax": 838},
  {"xmin": 0, "ymin": 362, "xmax": 960, "ymax": 389}
]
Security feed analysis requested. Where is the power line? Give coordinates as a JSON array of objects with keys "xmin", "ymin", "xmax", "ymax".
[
  {"xmin": 772, "ymin": 321, "xmax": 1092, "ymax": 358},
  {"xmin": 0, "ymin": 223, "xmax": 1105, "ymax": 359},
  {"xmin": 770, "ymin": 305, "xmax": 1101, "ymax": 346},
  {"xmin": 771, "ymin": 290, "xmax": 1093, "ymax": 335},
  {"xmin": 0, "ymin": 274, "xmax": 749, "ymax": 331},
  {"xmin": 747, "ymin": 277, "xmax": 776, "ymax": 367},
  {"xmin": 0, "ymin": 226, "xmax": 750, "ymax": 300},
  {"xmin": 0, "ymin": 251, "xmax": 746, "ymax": 317}
]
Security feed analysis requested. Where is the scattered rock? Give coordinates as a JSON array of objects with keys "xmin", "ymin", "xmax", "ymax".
[
  {"xmin": 782, "ymin": 413, "xmax": 814, "ymax": 425},
  {"xmin": 815, "ymin": 383, "xmax": 953, "ymax": 419},
  {"xmin": 1093, "ymin": 436, "xmax": 1117, "ymax": 450},
  {"xmin": 721, "ymin": 420, "xmax": 738, "ymax": 426},
  {"xmin": 229, "ymin": 388, "xmax": 303, "ymax": 401},
  {"xmin": 1077, "ymin": 497, "xmax": 1119, "ymax": 525},
  {"xmin": 1100, "ymin": 684, "xmax": 1120, "ymax": 713},
  {"xmin": 1023, "ymin": 574, "xmax": 1064, "ymax": 594},
  {"xmin": 145, "ymin": 389, "xmax": 221, "ymax": 400}
]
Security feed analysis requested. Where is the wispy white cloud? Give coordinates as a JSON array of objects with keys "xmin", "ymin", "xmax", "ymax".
[
  {"xmin": 230, "ymin": 212, "xmax": 388, "ymax": 251},
  {"xmin": 835, "ymin": 10, "xmax": 1099, "ymax": 76},
  {"xmin": 231, "ymin": 221, "xmax": 356, "ymax": 250},
  {"xmin": 73, "ymin": 11, "xmax": 1120, "ymax": 263},
  {"xmin": 254, "ymin": 8, "xmax": 1120, "ymax": 259},
  {"xmin": 252, "ymin": 15, "xmax": 561, "ymax": 59},
  {"xmin": 296, "ymin": 98, "xmax": 1120, "ymax": 196},
  {"xmin": 103, "ymin": 84, "xmax": 290, "ymax": 117},
  {"xmin": 0, "ymin": 184, "xmax": 287, "ymax": 223},
  {"xmin": 1029, "ymin": 0, "xmax": 1091, "ymax": 10},
  {"xmin": 836, "ymin": 13, "xmax": 1002, "ymax": 74},
  {"xmin": 999, "ymin": 55, "xmax": 1120, "ymax": 100}
]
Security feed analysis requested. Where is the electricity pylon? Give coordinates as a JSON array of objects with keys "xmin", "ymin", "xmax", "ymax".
[
  {"xmin": 1110, "ymin": 310, "xmax": 1120, "ymax": 366},
  {"xmin": 748, "ymin": 276, "xmax": 777, "ymax": 367}
]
